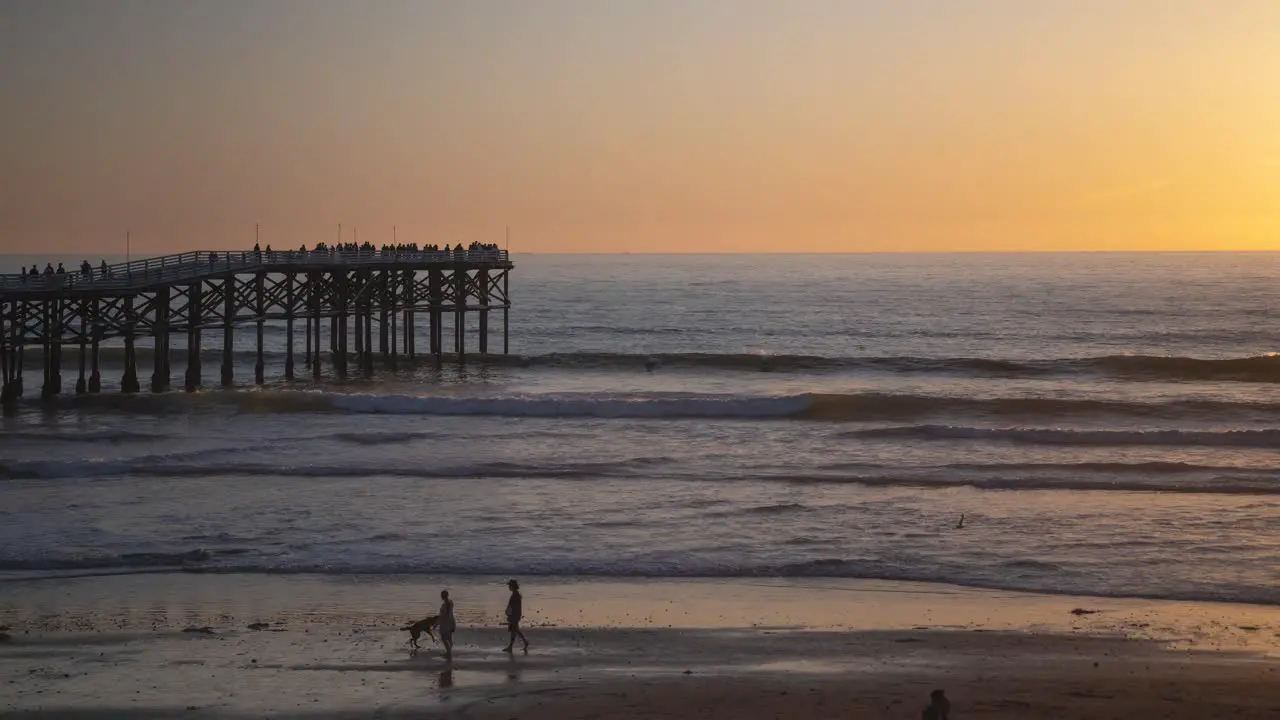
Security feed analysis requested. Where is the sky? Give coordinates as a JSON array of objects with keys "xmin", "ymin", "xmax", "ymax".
[{"xmin": 1, "ymin": 0, "xmax": 1277, "ymax": 254}]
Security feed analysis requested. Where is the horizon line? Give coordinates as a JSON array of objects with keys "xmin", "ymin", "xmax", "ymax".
[{"xmin": 3, "ymin": 249, "xmax": 1279, "ymax": 258}]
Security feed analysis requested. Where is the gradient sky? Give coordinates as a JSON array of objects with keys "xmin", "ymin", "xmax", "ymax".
[{"xmin": 1, "ymin": 0, "xmax": 1278, "ymax": 254}]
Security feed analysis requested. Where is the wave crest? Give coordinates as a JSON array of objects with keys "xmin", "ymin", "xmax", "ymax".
[
  {"xmin": 848, "ymin": 425, "xmax": 1280, "ymax": 448},
  {"xmin": 49, "ymin": 388, "xmax": 1280, "ymax": 424},
  {"xmin": 27, "ymin": 350, "xmax": 1280, "ymax": 382}
]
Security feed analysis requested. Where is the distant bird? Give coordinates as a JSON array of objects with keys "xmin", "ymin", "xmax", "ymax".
[{"xmin": 955, "ymin": 514, "xmax": 965, "ymax": 529}]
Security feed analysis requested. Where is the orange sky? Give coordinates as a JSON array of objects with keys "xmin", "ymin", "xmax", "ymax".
[{"xmin": 1, "ymin": 1, "xmax": 1277, "ymax": 254}]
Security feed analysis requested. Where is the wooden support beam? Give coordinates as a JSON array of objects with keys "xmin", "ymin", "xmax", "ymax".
[
  {"xmin": 362, "ymin": 279, "xmax": 374, "ymax": 378},
  {"xmin": 152, "ymin": 287, "xmax": 170, "ymax": 392},
  {"xmin": 185, "ymin": 282, "xmax": 202, "ymax": 391},
  {"xmin": 254, "ymin": 272, "xmax": 265, "ymax": 385},
  {"xmin": 41, "ymin": 301, "xmax": 54, "ymax": 399},
  {"xmin": 89, "ymin": 300, "xmax": 101, "ymax": 393},
  {"xmin": 221, "ymin": 279, "xmax": 235, "ymax": 387},
  {"xmin": 429, "ymin": 269, "xmax": 441, "ymax": 357},
  {"xmin": 76, "ymin": 303, "xmax": 88, "ymax": 394},
  {"xmin": 0, "ymin": 300, "xmax": 13, "ymax": 408},
  {"xmin": 285, "ymin": 273, "xmax": 296, "ymax": 381},
  {"xmin": 388, "ymin": 287, "xmax": 398, "ymax": 371},
  {"xmin": 353, "ymin": 275, "xmax": 364, "ymax": 375},
  {"xmin": 311, "ymin": 272, "xmax": 322, "ymax": 380},
  {"xmin": 455, "ymin": 268, "xmax": 466, "ymax": 363},
  {"xmin": 378, "ymin": 272, "xmax": 389, "ymax": 359},
  {"xmin": 404, "ymin": 269, "xmax": 416, "ymax": 358},
  {"xmin": 336, "ymin": 272, "xmax": 348, "ymax": 379},
  {"xmin": 122, "ymin": 295, "xmax": 140, "ymax": 393},
  {"xmin": 479, "ymin": 268, "xmax": 489, "ymax": 355}
]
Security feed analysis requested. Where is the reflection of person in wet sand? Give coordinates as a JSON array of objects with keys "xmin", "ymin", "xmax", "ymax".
[
  {"xmin": 438, "ymin": 590, "xmax": 456, "ymax": 660},
  {"xmin": 502, "ymin": 579, "xmax": 529, "ymax": 653}
]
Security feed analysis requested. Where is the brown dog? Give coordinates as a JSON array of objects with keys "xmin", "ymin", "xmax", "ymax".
[{"xmin": 401, "ymin": 616, "xmax": 439, "ymax": 649}]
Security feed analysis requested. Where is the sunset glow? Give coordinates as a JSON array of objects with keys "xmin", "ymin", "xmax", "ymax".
[{"xmin": 1, "ymin": 0, "xmax": 1277, "ymax": 253}]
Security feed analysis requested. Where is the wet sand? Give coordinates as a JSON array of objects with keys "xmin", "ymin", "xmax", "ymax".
[{"xmin": 2, "ymin": 573, "xmax": 1278, "ymax": 718}]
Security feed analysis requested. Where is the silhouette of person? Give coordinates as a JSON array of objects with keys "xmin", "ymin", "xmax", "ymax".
[
  {"xmin": 438, "ymin": 590, "xmax": 456, "ymax": 661},
  {"xmin": 502, "ymin": 579, "xmax": 529, "ymax": 653},
  {"xmin": 922, "ymin": 689, "xmax": 951, "ymax": 720},
  {"xmin": 55, "ymin": 262, "xmax": 65, "ymax": 274}
]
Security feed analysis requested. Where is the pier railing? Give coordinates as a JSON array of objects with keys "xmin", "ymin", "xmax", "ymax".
[{"xmin": 0, "ymin": 249, "xmax": 510, "ymax": 294}]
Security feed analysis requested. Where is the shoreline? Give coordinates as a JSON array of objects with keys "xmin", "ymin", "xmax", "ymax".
[
  {"xmin": 4, "ymin": 573, "xmax": 1279, "ymax": 654},
  {"xmin": 7, "ymin": 565, "xmax": 1280, "ymax": 610},
  {"xmin": 3, "ymin": 573, "xmax": 1278, "ymax": 717}
]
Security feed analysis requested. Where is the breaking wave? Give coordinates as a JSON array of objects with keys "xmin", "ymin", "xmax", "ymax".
[
  {"xmin": 47, "ymin": 388, "xmax": 1280, "ymax": 424},
  {"xmin": 504, "ymin": 352, "xmax": 1280, "ymax": 382},
  {"xmin": 3, "ymin": 456, "xmax": 1278, "ymax": 494},
  {"xmin": 20, "ymin": 350, "xmax": 1280, "ymax": 382},
  {"xmin": 848, "ymin": 425, "xmax": 1280, "ymax": 448},
  {"xmin": 3, "ymin": 552, "xmax": 1276, "ymax": 606}
]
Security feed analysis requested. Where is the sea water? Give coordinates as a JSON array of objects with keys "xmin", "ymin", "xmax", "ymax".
[{"xmin": 1, "ymin": 252, "xmax": 1278, "ymax": 604}]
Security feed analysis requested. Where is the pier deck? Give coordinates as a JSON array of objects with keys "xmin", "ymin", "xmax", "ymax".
[{"xmin": 0, "ymin": 249, "xmax": 513, "ymax": 406}]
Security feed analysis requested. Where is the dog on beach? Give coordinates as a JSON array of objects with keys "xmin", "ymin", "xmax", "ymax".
[{"xmin": 401, "ymin": 615, "xmax": 439, "ymax": 649}]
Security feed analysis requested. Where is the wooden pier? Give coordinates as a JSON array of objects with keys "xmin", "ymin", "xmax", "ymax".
[{"xmin": 0, "ymin": 248, "xmax": 512, "ymax": 408}]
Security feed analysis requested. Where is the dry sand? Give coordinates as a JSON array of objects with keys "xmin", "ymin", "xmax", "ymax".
[{"xmin": 1, "ymin": 573, "xmax": 1278, "ymax": 718}]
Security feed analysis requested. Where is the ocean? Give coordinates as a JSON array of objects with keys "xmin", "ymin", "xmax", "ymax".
[{"xmin": 1, "ymin": 252, "xmax": 1278, "ymax": 605}]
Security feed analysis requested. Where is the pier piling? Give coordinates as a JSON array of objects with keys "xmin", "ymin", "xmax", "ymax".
[
  {"xmin": 88, "ymin": 301, "xmax": 101, "ymax": 393},
  {"xmin": 121, "ymin": 296, "xmax": 140, "ymax": 393},
  {"xmin": 284, "ymin": 274, "xmax": 295, "ymax": 381},
  {"xmin": 221, "ymin": 280, "xmax": 234, "ymax": 387},
  {"xmin": 152, "ymin": 287, "xmax": 170, "ymax": 393},
  {"xmin": 479, "ymin": 268, "xmax": 489, "ymax": 355},
  {"xmin": 185, "ymin": 283, "xmax": 201, "ymax": 391},
  {"xmin": 254, "ymin": 273, "xmax": 265, "ymax": 385}
]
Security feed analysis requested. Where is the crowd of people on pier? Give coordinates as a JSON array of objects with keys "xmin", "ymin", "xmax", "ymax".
[
  {"xmin": 12, "ymin": 260, "xmax": 111, "ymax": 282},
  {"xmin": 5, "ymin": 241, "xmax": 505, "ymax": 287},
  {"xmin": 292, "ymin": 240, "xmax": 502, "ymax": 257}
]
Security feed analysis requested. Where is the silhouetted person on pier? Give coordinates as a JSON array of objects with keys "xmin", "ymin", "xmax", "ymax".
[
  {"xmin": 502, "ymin": 579, "xmax": 529, "ymax": 653},
  {"xmin": 922, "ymin": 689, "xmax": 951, "ymax": 720},
  {"xmin": 43, "ymin": 263, "xmax": 54, "ymax": 276},
  {"xmin": 55, "ymin": 263, "xmax": 66, "ymax": 274},
  {"xmin": 28, "ymin": 265, "xmax": 39, "ymax": 276},
  {"xmin": 99, "ymin": 260, "xmax": 109, "ymax": 277},
  {"xmin": 438, "ymin": 590, "xmax": 456, "ymax": 661},
  {"xmin": 80, "ymin": 260, "xmax": 92, "ymax": 278}
]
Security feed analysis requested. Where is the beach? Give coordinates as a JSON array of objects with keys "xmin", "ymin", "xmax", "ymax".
[{"xmin": 2, "ymin": 574, "xmax": 1279, "ymax": 718}]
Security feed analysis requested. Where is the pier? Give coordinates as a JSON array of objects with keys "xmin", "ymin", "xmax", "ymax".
[{"xmin": 0, "ymin": 248, "xmax": 512, "ymax": 408}]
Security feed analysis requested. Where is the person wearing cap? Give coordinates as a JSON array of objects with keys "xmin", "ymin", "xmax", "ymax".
[{"xmin": 502, "ymin": 579, "xmax": 529, "ymax": 653}]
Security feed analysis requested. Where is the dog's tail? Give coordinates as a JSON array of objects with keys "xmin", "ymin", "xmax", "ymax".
[{"xmin": 399, "ymin": 625, "xmax": 412, "ymax": 632}]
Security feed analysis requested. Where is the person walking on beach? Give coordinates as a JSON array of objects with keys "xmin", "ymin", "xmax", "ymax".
[
  {"xmin": 438, "ymin": 590, "xmax": 456, "ymax": 661},
  {"xmin": 502, "ymin": 579, "xmax": 529, "ymax": 653},
  {"xmin": 922, "ymin": 689, "xmax": 951, "ymax": 720}
]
